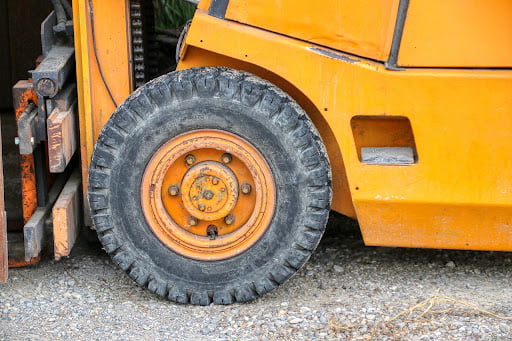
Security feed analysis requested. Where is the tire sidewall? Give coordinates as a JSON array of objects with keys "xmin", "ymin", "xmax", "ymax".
[{"xmin": 110, "ymin": 98, "xmax": 308, "ymax": 290}]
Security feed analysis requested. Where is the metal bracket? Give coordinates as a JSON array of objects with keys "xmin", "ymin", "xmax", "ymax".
[
  {"xmin": 32, "ymin": 45, "xmax": 75, "ymax": 98},
  {"xmin": 23, "ymin": 174, "xmax": 67, "ymax": 261},
  {"xmin": 16, "ymin": 103, "xmax": 38, "ymax": 155}
]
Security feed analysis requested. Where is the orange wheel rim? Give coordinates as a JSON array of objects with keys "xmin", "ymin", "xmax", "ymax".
[{"xmin": 141, "ymin": 129, "xmax": 276, "ymax": 261}]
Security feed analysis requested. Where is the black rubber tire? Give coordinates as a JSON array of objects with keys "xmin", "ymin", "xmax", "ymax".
[{"xmin": 88, "ymin": 67, "xmax": 332, "ymax": 305}]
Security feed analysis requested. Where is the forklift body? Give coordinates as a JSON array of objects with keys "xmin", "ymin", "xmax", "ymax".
[{"xmin": 1, "ymin": 0, "xmax": 511, "ymax": 304}]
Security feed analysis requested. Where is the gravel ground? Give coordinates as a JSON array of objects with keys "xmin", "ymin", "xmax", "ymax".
[{"xmin": 1, "ymin": 213, "xmax": 511, "ymax": 340}]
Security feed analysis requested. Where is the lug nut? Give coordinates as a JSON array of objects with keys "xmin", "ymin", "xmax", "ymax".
[
  {"xmin": 207, "ymin": 225, "xmax": 218, "ymax": 240},
  {"xmin": 198, "ymin": 204, "xmax": 206, "ymax": 212},
  {"xmin": 203, "ymin": 190, "xmax": 214, "ymax": 200},
  {"xmin": 168, "ymin": 185, "xmax": 180, "ymax": 196},
  {"xmin": 221, "ymin": 153, "xmax": 232, "ymax": 164},
  {"xmin": 188, "ymin": 216, "xmax": 198, "ymax": 226},
  {"xmin": 185, "ymin": 154, "xmax": 196, "ymax": 165},
  {"xmin": 224, "ymin": 214, "xmax": 235, "ymax": 225},
  {"xmin": 241, "ymin": 183, "xmax": 252, "ymax": 194}
]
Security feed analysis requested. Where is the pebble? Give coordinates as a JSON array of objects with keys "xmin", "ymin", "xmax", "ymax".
[
  {"xmin": 0, "ymin": 216, "xmax": 509, "ymax": 340},
  {"xmin": 446, "ymin": 261, "xmax": 456, "ymax": 268},
  {"xmin": 333, "ymin": 265, "xmax": 345, "ymax": 273}
]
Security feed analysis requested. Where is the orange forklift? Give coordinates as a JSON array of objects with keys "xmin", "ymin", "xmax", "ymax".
[{"xmin": 1, "ymin": 0, "xmax": 511, "ymax": 305}]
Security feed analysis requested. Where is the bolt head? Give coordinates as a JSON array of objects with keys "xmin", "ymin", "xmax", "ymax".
[
  {"xmin": 185, "ymin": 154, "xmax": 196, "ymax": 165},
  {"xmin": 198, "ymin": 203, "xmax": 206, "ymax": 212},
  {"xmin": 212, "ymin": 177, "xmax": 220, "ymax": 185},
  {"xmin": 188, "ymin": 217, "xmax": 198, "ymax": 226},
  {"xmin": 224, "ymin": 214, "xmax": 235, "ymax": 225},
  {"xmin": 168, "ymin": 185, "xmax": 179, "ymax": 196},
  {"xmin": 241, "ymin": 183, "xmax": 252, "ymax": 194},
  {"xmin": 221, "ymin": 153, "xmax": 232, "ymax": 164},
  {"xmin": 203, "ymin": 190, "xmax": 214, "ymax": 200}
]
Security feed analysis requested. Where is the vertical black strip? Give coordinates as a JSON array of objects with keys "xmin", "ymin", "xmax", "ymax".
[
  {"xmin": 33, "ymin": 146, "xmax": 48, "ymax": 207},
  {"xmin": 208, "ymin": 0, "xmax": 229, "ymax": 19},
  {"xmin": 386, "ymin": 0, "xmax": 410, "ymax": 70}
]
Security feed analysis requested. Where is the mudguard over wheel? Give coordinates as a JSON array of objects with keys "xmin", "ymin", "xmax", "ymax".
[{"xmin": 88, "ymin": 67, "xmax": 331, "ymax": 305}]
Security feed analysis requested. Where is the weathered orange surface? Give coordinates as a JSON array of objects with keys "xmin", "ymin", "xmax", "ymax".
[
  {"xmin": 142, "ymin": 130, "xmax": 275, "ymax": 261},
  {"xmin": 12, "ymin": 81, "xmax": 38, "ymax": 224},
  {"xmin": 178, "ymin": 9, "xmax": 512, "ymax": 251},
  {"xmin": 74, "ymin": 0, "xmax": 512, "ymax": 251},
  {"xmin": 398, "ymin": 0, "xmax": 512, "ymax": 67},
  {"xmin": 225, "ymin": 0, "xmax": 399, "ymax": 62}
]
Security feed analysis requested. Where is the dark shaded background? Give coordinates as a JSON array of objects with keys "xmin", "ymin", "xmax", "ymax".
[{"xmin": 0, "ymin": 0, "xmax": 53, "ymax": 109}]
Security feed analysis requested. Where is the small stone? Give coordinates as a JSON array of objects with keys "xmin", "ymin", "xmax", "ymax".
[
  {"xmin": 333, "ymin": 265, "xmax": 345, "ymax": 273},
  {"xmin": 289, "ymin": 317, "xmax": 303, "ymax": 324},
  {"xmin": 446, "ymin": 261, "xmax": 456, "ymax": 268}
]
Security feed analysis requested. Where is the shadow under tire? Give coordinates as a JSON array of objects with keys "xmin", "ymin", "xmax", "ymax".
[{"xmin": 88, "ymin": 67, "xmax": 332, "ymax": 305}]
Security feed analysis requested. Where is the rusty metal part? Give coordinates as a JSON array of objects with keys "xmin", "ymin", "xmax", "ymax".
[
  {"xmin": 12, "ymin": 81, "xmax": 38, "ymax": 224},
  {"xmin": 141, "ymin": 129, "xmax": 276, "ymax": 261},
  {"xmin": 16, "ymin": 103, "xmax": 38, "ymax": 155},
  {"xmin": 181, "ymin": 161, "xmax": 239, "ymax": 221},
  {"xmin": 224, "ymin": 214, "xmax": 235, "ymax": 225},
  {"xmin": 241, "ymin": 183, "xmax": 252, "ymax": 195},
  {"xmin": 32, "ymin": 45, "xmax": 75, "ymax": 98},
  {"xmin": 206, "ymin": 224, "xmax": 218, "ymax": 240},
  {"xmin": 185, "ymin": 154, "xmax": 196, "ymax": 165},
  {"xmin": 221, "ymin": 153, "xmax": 232, "ymax": 164},
  {"xmin": 188, "ymin": 216, "xmax": 198, "ymax": 226},
  {"xmin": 7, "ymin": 232, "xmax": 40, "ymax": 268},
  {"xmin": 168, "ymin": 185, "xmax": 179, "ymax": 196},
  {"xmin": 24, "ymin": 173, "xmax": 68, "ymax": 261}
]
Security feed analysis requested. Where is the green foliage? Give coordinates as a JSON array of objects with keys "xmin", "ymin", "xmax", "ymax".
[{"xmin": 154, "ymin": 0, "xmax": 196, "ymax": 30}]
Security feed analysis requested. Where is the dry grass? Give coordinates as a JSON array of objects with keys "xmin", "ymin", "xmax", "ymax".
[
  {"xmin": 389, "ymin": 290, "xmax": 512, "ymax": 323},
  {"xmin": 327, "ymin": 291, "xmax": 511, "ymax": 339}
]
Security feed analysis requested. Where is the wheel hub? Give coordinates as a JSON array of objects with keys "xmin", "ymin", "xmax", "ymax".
[
  {"xmin": 181, "ymin": 161, "xmax": 239, "ymax": 221},
  {"xmin": 141, "ymin": 129, "xmax": 275, "ymax": 261}
]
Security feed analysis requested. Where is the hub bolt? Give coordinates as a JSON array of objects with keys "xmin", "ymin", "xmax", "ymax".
[
  {"xmin": 221, "ymin": 153, "xmax": 232, "ymax": 164},
  {"xmin": 198, "ymin": 203, "xmax": 206, "ymax": 212},
  {"xmin": 224, "ymin": 214, "xmax": 235, "ymax": 225},
  {"xmin": 241, "ymin": 183, "xmax": 252, "ymax": 194},
  {"xmin": 185, "ymin": 154, "xmax": 196, "ymax": 165},
  {"xmin": 207, "ymin": 225, "xmax": 218, "ymax": 240},
  {"xmin": 203, "ymin": 190, "xmax": 214, "ymax": 200},
  {"xmin": 168, "ymin": 185, "xmax": 180, "ymax": 196},
  {"xmin": 212, "ymin": 177, "xmax": 220, "ymax": 185},
  {"xmin": 188, "ymin": 217, "xmax": 198, "ymax": 226}
]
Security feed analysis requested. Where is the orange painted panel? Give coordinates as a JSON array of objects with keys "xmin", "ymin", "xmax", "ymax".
[
  {"xmin": 74, "ymin": 0, "xmax": 132, "ymax": 217},
  {"xmin": 225, "ymin": 0, "xmax": 399, "ymax": 61},
  {"xmin": 180, "ymin": 11, "xmax": 512, "ymax": 250},
  {"xmin": 399, "ymin": 0, "xmax": 512, "ymax": 67}
]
